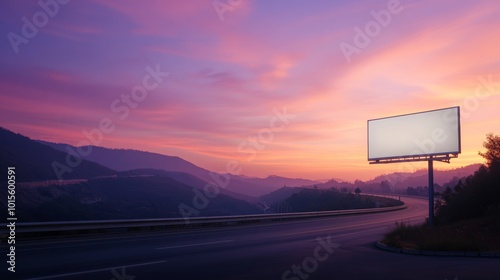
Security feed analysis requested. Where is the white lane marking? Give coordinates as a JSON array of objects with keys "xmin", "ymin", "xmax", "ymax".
[
  {"xmin": 280, "ymin": 213, "xmax": 425, "ymax": 237},
  {"xmin": 21, "ymin": 227, "xmax": 246, "ymax": 252},
  {"xmin": 307, "ymin": 227, "xmax": 385, "ymax": 242},
  {"xmin": 20, "ymin": 229, "xmax": 231, "ymax": 251},
  {"xmin": 331, "ymin": 227, "xmax": 385, "ymax": 238},
  {"xmin": 25, "ymin": 260, "xmax": 166, "ymax": 280},
  {"xmin": 156, "ymin": 240, "xmax": 233, "ymax": 250}
]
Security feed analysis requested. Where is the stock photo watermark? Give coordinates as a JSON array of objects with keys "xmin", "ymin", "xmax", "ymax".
[
  {"xmin": 179, "ymin": 107, "xmax": 295, "ymax": 224},
  {"xmin": 6, "ymin": 167, "xmax": 17, "ymax": 273},
  {"xmin": 51, "ymin": 64, "xmax": 169, "ymax": 182},
  {"xmin": 339, "ymin": 0, "xmax": 403, "ymax": 63},
  {"xmin": 460, "ymin": 75, "xmax": 499, "ymax": 119},
  {"xmin": 213, "ymin": 0, "xmax": 242, "ymax": 21},
  {"xmin": 7, "ymin": 0, "xmax": 71, "ymax": 54},
  {"xmin": 238, "ymin": 107, "xmax": 295, "ymax": 161},
  {"xmin": 110, "ymin": 267, "xmax": 135, "ymax": 280},
  {"xmin": 282, "ymin": 235, "xmax": 339, "ymax": 280},
  {"xmin": 382, "ymin": 112, "xmax": 457, "ymax": 189}
]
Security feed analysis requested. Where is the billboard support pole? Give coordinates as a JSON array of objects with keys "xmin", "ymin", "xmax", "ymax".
[
  {"xmin": 367, "ymin": 107, "xmax": 461, "ymax": 227},
  {"xmin": 428, "ymin": 156, "xmax": 434, "ymax": 227}
]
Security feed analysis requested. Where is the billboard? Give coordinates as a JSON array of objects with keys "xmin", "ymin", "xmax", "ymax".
[{"xmin": 368, "ymin": 107, "xmax": 461, "ymax": 161}]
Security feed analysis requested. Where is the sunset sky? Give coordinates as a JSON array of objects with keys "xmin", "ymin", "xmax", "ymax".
[{"xmin": 1, "ymin": 0, "xmax": 499, "ymax": 181}]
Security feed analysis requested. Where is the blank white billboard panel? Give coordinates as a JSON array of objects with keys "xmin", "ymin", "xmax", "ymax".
[{"xmin": 368, "ymin": 107, "xmax": 461, "ymax": 161}]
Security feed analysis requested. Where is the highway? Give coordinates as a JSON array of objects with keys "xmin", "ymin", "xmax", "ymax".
[{"xmin": 6, "ymin": 197, "xmax": 499, "ymax": 280}]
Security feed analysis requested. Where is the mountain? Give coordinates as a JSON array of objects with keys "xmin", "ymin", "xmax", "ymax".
[
  {"xmin": 1, "ymin": 175, "xmax": 262, "ymax": 222},
  {"xmin": 260, "ymin": 186, "xmax": 309, "ymax": 203},
  {"xmin": 118, "ymin": 168, "xmax": 261, "ymax": 205},
  {"xmin": 301, "ymin": 164, "xmax": 483, "ymax": 195},
  {"xmin": 242, "ymin": 175, "xmax": 320, "ymax": 189},
  {"xmin": 366, "ymin": 164, "xmax": 482, "ymax": 190},
  {"xmin": 38, "ymin": 141, "xmax": 210, "ymax": 178},
  {"xmin": 0, "ymin": 128, "xmax": 115, "ymax": 182},
  {"xmin": 0, "ymin": 128, "xmax": 265, "ymax": 220},
  {"xmin": 284, "ymin": 188, "xmax": 403, "ymax": 212},
  {"xmin": 39, "ymin": 141, "xmax": 318, "ymax": 197}
]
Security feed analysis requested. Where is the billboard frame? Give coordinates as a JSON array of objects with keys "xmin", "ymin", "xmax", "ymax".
[{"xmin": 367, "ymin": 106, "xmax": 461, "ymax": 164}]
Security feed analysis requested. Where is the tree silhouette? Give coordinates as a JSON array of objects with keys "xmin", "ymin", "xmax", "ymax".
[
  {"xmin": 435, "ymin": 133, "xmax": 500, "ymax": 224},
  {"xmin": 479, "ymin": 133, "xmax": 500, "ymax": 167},
  {"xmin": 355, "ymin": 187, "xmax": 361, "ymax": 195}
]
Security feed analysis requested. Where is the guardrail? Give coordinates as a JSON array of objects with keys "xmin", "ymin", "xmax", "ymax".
[
  {"xmin": 0, "ymin": 203, "xmax": 407, "ymax": 237},
  {"xmin": 364, "ymin": 192, "xmax": 428, "ymax": 200}
]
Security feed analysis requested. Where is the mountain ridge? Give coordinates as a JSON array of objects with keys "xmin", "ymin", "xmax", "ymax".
[
  {"xmin": 0, "ymin": 128, "xmax": 116, "ymax": 182},
  {"xmin": 3, "ymin": 127, "xmax": 483, "ymax": 198},
  {"xmin": 39, "ymin": 140, "xmax": 321, "ymax": 197}
]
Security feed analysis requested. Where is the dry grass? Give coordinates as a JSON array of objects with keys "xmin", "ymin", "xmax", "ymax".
[{"xmin": 382, "ymin": 215, "xmax": 500, "ymax": 252}]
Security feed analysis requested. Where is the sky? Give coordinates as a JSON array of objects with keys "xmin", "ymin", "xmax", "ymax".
[{"xmin": 1, "ymin": 0, "xmax": 499, "ymax": 181}]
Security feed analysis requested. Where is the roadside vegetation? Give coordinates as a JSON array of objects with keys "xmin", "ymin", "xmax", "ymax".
[
  {"xmin": 383, "ymin": 133, "xmax": 500, "ymax": 252},
  {"xmin": 283, "ymin": 188, "xmax": 403, "ymax": 212}
]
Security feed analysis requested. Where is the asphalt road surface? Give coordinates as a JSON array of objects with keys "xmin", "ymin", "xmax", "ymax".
[{"xmin": 4, "ymin": 197, "xmax": 499, "ymax": 280}]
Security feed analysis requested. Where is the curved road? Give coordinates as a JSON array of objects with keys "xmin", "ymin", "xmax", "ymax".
[{"xmin": 6, "ymin": 197, "xmax": 498, "ymax": 280}]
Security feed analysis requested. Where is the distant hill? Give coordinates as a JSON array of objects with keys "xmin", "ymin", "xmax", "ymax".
[
  {"xmin": 39, "ymin": 141, "xmax": 319, "ymax": 197},
  {"xmin": 242, "ymin": 175, "xmax": 320, "ymax": 190},
  {"xmin": 298, "ymin": 164, "xmax": 483, "ymax": 196},
  {"xmin": 118, "ymin": 168, "xmax": 261, "ymax": 205},
  {"xmin": 366, "ymin": 164, "xmax": 482, "ymax": 190},
  {"xmin": 260, "ymin": 186, "xmax": 309, "ymax": 203},
  {"xmin": 284, "ymin": 188, "xmax": 403, "ymax": 212},
  {"xmin": 1, "ymin": 175, "xmax": 262, "ymax": 222},
  {"xmin": 0, "ymin": 128, "xmax": 115, "ymax": 182},
  {"xmin": 38, "ymin": 141, "xmax": 209, "ymax": 178}
]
